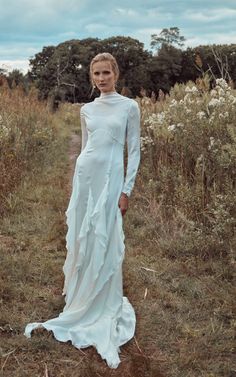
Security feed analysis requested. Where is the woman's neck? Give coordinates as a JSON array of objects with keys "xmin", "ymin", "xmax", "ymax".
[{"xmin": 100, "ymin": 90, "xmax": 117, "ymax": 97}]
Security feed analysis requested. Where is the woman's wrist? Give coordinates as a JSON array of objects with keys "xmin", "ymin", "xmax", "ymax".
[{"xmin": 121, "ymin": 192, "xmax": 129, "ymax": 198}]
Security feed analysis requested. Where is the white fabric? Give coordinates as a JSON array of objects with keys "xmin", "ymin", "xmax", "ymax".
[{"xmin": 24, "ymin": 91, "xmax": 141, "ymax": 369}]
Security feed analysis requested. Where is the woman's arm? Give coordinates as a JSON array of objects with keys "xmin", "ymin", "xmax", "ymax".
[
  {"xmin": 80, "ymin": 105, "xmax": 88, "ymax": 152},
  {"xmin": 121, "ymin": 100, "xmax": 141, "ymax": 197}
]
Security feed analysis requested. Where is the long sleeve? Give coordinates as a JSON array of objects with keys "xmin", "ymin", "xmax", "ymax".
[
  {"xmin": 80, "ymin": 105, "xmax": 88, "ymax": 152},
  {"xmin": 122, "ymin": 100, "xmax": 141, "ymax": 197}
]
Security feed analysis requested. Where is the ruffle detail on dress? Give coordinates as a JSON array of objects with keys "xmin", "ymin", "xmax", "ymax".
[
  {"xmin": 24, "ymin": 296, "xmax": 135, "ymax": 369},
  {"xmin": 62, "ymin": 172, "xmax": 111, "ymax": 308},
  {"xmin": 24, "ymin": 171, "xmax": 135, "ymax": 369},
  {"xmin": 62, "ymin": 175, "xmax": 126, "ymax": 316}
]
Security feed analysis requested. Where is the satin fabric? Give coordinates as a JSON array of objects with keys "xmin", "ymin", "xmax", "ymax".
[{"xmin": 24, "ymin": 91, "xmax": 141, "ymax": 368}]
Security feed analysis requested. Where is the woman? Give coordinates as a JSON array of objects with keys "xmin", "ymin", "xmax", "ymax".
[{"xmin": 24, "ymin": 52, "xmax": 141, "ymax": 369}]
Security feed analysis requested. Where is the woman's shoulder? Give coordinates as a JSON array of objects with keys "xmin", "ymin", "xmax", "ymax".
[
  {"xmin": 79, "ymin": 102, "xmax": 93, "ymax": 114},
  {"xmin": 80, "ymin": 95, "xmax": 139, "ymax": 111},
  {"xmin": 127, "ymin": 98, "xmax": 140, "ymax": 112}
]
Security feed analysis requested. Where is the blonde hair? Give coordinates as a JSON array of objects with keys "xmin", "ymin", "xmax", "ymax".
[{"xmin": 89, "ymin": 52, "xmax": 119, "ymax": 97}]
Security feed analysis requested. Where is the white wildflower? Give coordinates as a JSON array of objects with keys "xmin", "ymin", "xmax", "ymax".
[
  {"xmin": 184, "ymin": 93, "xmax": 194, "ymax": 104},
  {"xmin": 209, "ymin": 113, "xmax": 215, "ymax": 124},
  {"xmin": 210, "ymin": 89, "xmax": 217, "ymax": 97},
  {"xmin": 169, "ymin": 99, "xmax": 178, "ymax": 107},
  {"xmin": 215, "ymin": 78, "xmax": 229, "ymax": 90},
  {"xmin": 228, "ymin": 95, "xmax": 236, "ymax": 105},
  {"xmin": 197, "ymin": 154, "xmax": 204, "ymax": 163},
  {"xmin": 185, "ymin": 86, "xmax": 191, "ymax": 93},
  {"xmin": 147, "ymin": 124, "xmax": 154, "ymax": 131},
  {"xmin": 208, "ymin": 137, "xmax": 221, "ymax": 152},
  {"xmin": 0, "ymin": 125, "xmax": 10, "ymax": 137},
  {"xmin": 218, "ymin": 88, "xmax": 225, "ymax": 97},
  {"xmin": 219, "ymin": 111, "xmax": 229, "ymax": 119},
  {"xmin": 168, "ymin": 124, "xmax": 176, "ymax": 131},
  {"xmin": 156, "ymin": 112, "xmax": 165, "ymax": 123},
  {"xmin": 208, "ymin": 98, "xmax": 221, "ymax": 107},
  {"xmin": 218, "ymin": 96, "xmax": 225, "ymax": 104},
  {"xmin": 184, "ymin": 93, "xmax": 189, "ymax": 102},
  {"xmin": 208, "ymin": 137, "xmax": 215, "ymax": 150},
  {"xmin": 197, "ymin": 111, "xmax": 206, "ymax": 120},
  {"xmin": 140, "ymin": 135, "xmax": 155, "ymax": 151},
  {"xmin": 185, "ymin": 86, "xmax": 198, "ymax": 94},
  {"xmin": 144, "ymin": 111, "xmax": 166, "ymax": 127}
]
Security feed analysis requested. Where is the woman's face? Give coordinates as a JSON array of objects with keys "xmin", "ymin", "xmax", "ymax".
[{"xmin": 92, "ymin": 61, "xmax": 117, "ymax": 93}]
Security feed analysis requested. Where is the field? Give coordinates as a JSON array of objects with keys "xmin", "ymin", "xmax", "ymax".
[{"xmin": 0, "ymin": 78, "xmax": 235, "ymax": 377}]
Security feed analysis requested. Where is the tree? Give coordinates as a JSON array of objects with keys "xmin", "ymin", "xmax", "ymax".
[
  {"xmin": 7, "ymin": 69, "xmax": 25, "ymax": 89},
  {"xmin": 28, "ymin": 40, "xmax": 99, "ymax": 102},
  {"xmin": 179, "ymin": 44, "xmax": 236, "ymax": 86},
  {"xmin": 147, "ymin": 27, "xmax": 186, "ymax": 93},
  {"xmin": 28, "ymin": 36, "xmax": 153, "ymax": 103},
  {"xmin": 0, "ymin": 67, "xmax": 7, "ymax": 76},
  {"xmin": 29, "ymin": 46, "xmax": 56, "ymax": 81},
  {"xmin": 101, "ymin": 36, "xmax": 152, "ymax": 95},
  {"xmin": 150, "ymin": 27, "xmax": 186, "ymax": 51},
  {"xmin": 148, "ymin": 44, "xmax": 183, "ymax": 92}
]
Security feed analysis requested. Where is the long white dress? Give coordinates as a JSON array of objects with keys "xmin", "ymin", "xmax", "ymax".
[{"xmin": 24, "ymin": 91, "xmax": 141, "ymax": 369}]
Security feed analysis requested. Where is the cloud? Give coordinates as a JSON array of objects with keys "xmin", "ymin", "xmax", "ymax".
[
  {"xmin": 0, "ymin": 60, "xmax": 30, "ymax": 74},
  {"xmin": 113, "ymin": 8, "xmax": 138, "ymax": 16},
  {"xmin": 0, "ymin": 0, "xmax": 235, "ymax": 73},
  {"xmin": 184, "ymin": 32, "xmax": 236, "ymax": 48},
  {"xmin": 185, "ymin": 7, "xmax": 236, "ymax": 22}
]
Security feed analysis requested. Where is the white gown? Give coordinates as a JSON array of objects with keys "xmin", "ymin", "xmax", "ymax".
[{"xmin": 24, "ymin": 91, "xmax": 141, "ymax": 369}]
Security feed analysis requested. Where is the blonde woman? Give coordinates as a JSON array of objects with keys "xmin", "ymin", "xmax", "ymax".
[{"xmin": 24, "ymin": 52, "xmax": 141, "ymax": 369}]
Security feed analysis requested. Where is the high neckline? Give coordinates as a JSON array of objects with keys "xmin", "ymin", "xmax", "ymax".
[{"xmin": 99, "ymin": 91, "xmax": 119, "ymax": 98}]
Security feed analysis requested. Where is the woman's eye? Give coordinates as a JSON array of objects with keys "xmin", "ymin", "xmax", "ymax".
[{"xmin": 93, "ymin": 71, "xmax": 111, "ymax": 75}]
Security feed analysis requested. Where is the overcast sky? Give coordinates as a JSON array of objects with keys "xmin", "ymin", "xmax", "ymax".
[{"xmin": 0, "ymin": 0, "xmax": 236, "ymax": 74}]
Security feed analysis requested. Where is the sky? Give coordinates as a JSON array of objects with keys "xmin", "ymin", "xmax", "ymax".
[{"xmin": 0, "ymin": 0, "xmax": 236, "ymax": 74}]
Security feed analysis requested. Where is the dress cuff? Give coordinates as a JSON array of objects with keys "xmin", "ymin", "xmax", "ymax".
[{"xmin": 121, "ymin": 190, "xmax": 130, "ymax": 198}]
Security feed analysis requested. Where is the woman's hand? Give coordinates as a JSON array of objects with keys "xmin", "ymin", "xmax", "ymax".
[{"xmin": 118, "ymin": 192, "xmax": 129, "ymax": 216}]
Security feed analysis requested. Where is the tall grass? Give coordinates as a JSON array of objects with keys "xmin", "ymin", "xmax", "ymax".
[
  {"xmin": 121, "ymin": 77, "xmax": 236, "ymax": 376},
  {"xmin": 135, "ymin": 76, "xmax": 236, "ymax": 261},
  {"xmin": 0, "ymin": 76, "xmax": 235, "ymax": 376},
  {"xmin": 0, "ymin": 78, "xmax": 58, "ymax": 214}
]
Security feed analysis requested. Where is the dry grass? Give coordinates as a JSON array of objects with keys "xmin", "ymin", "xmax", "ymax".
[
  {"xmin": 0, "ymin": 95, "xmax": 235, "ymax": 377},
  {"xmin": 124, "ymin": 186, "xmax": 236, "ymax": 376},
  {"xmin": 0, "ymin": 102, "xmax": 162, "ymax": 377},
  {"xmin": 0, "ymin": 79, "xmax": 58, "ymax": 215}
]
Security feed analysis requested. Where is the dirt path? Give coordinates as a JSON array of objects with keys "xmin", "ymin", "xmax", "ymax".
[{"xmin": 59, "ymin": 129, "xmax": 161, "ymax": 375}]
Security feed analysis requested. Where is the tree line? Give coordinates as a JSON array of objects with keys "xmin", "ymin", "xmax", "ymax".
[{"xmin": 1, "ymin": 27, "xmax": 236, "ymax": 105}]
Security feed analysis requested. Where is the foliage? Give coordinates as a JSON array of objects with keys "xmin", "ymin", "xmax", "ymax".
[
  {"xmin": 27, "ymin": 34, "xmax": 236, "ymax": 105},
  {"xmin": 28, "ymin": 37, "xmax": 152, "ymax": 104},
  {"xmin": 6, "ymin": 69, "xmax": 26, "ymax": 89},
  {"xmin": 0, "ymin": 78, "xmax": 235, "ymax": 377},
  {"xmin": 179, "ymin": 44, "xmax": 236, "ymax": 85},
  {"xmin": 139, "ymin": 77, "xmax": 236, "ymax": 257},
  {"xmin": 0, "ymin": 79, "xmax": 57, "ymax": 214},
  {"xmin": 151, "ymin": 26, "xmax": 186, "ymax": 50},
  {"xmin": 148, "ymin": 44, "xmax": 183, "ymax": 92}
]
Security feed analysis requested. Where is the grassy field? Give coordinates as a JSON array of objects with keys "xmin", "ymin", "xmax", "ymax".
[{"xmin": 0, "ymin": 81, "xmax": 235, "ymax": 377}]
